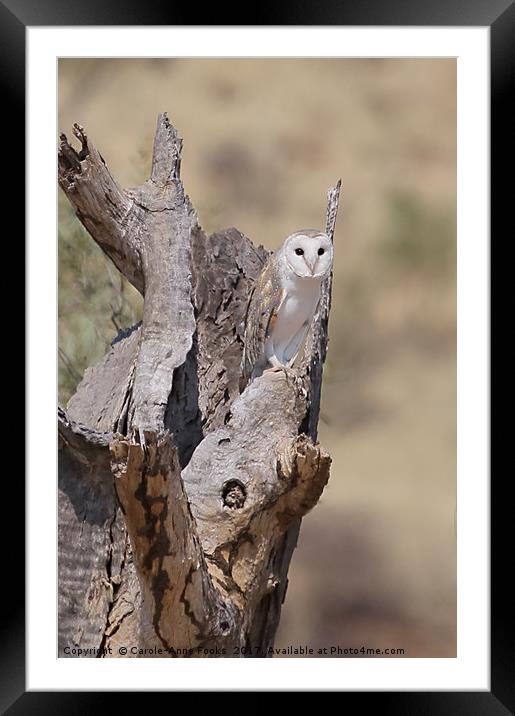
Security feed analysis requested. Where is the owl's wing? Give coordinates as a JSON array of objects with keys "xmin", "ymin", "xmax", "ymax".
[
  {"xmin": 240, "ymin": 257, "xmax": 284, "ymax": 389},
  {"xmin": 283, "ymin": 319, "xmax": 311, "ymax": 365}
]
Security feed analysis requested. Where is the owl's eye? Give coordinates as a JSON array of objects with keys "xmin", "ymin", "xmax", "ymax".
[
  {"xmin": 318, "ymin": 248, "xmax": 325, "ymax": 256},
  {"xmin": 295, "ymin": 248, "xmax": 304, "ymax": 256}
]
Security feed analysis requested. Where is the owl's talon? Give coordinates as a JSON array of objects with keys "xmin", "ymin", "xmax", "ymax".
[
  {"xmin": 263, "ymin": 365, "xmax": 288, "ymax": 382},
  {"xmin": 263, "ymin": 365, "xmax": 301, "ymax": 388}
]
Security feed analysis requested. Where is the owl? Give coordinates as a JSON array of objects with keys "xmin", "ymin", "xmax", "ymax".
[{"xmin": 240, "ymin": 229, "xmax": 334, "ymax": 389}]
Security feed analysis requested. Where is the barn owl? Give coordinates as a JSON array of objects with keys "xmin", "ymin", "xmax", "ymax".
[{"xmin": 240, "ymin": 229, "xmax": 333, "ymax": 389}]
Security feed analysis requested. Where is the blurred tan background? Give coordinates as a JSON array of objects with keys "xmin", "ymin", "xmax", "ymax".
[{"xmin": 58, "ymin": 58, "xmax": 456, "ymax": 657}]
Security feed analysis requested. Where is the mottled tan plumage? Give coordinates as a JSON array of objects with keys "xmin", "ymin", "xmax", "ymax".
[{"xmin": 240, "ymin": 255, "xmax": 285, "ymax": 390}]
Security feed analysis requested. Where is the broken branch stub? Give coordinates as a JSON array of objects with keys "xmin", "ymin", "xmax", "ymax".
[
  {"xmin": 58, "ymin": 112, "xmax": 341, "ymax": 656},
  {"xmin": 58, "ymin": 123, "xmax": 144, "ymax": 294}
]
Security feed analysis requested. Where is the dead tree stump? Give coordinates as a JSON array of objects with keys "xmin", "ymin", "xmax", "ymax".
[{"xmin": 58, "ymin": 113, "xmax": 341, "ymax": 657}]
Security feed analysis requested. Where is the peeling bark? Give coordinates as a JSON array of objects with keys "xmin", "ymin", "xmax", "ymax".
[{"xmin": 58, "ymin": 113, "xmax": 340, "ymax": 657}]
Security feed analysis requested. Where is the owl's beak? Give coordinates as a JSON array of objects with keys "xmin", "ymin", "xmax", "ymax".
[{"xmin": 305, "ymin": 257, "xmax": 316, "ymax": 275}]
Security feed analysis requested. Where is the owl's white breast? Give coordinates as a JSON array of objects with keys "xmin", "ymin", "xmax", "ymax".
[{"xmin": 267, "ymin": 273, "xmax": 322, "ymax": 365}]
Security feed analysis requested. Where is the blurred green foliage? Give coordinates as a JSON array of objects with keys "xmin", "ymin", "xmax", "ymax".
[{"xmin": 380, "ymin": 192, "xmax": 456, "ymax": 278}]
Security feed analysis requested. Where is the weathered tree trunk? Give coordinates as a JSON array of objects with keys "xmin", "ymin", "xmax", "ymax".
[{"xmin": 58, "ymin": 114, "xmax": 340, "ymax": 657}]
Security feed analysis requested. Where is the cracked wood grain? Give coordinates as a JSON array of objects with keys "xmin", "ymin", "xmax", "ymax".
[
  {"xmin": 110, "ymin": 431, "xmax": 239, "ymax": 653},
  {"xmin": 124, "ymin": 116, "xmax": 199, "ymax": 433}
]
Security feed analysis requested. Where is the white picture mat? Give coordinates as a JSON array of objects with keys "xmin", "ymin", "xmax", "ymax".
[{"xmin": 27, "ymin": 26, "xmax": 489, "ymax": 691}]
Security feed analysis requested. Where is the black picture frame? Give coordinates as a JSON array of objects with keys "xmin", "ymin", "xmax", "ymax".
[{"xmin": 9, "ymin": 0, "xmax": 509, "ymax": 711}]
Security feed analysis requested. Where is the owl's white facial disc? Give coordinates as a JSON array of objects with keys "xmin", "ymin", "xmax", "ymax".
[{"xmin": 283, "ymin": 230, "xmax": 333, "ymax": 279}]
